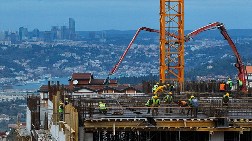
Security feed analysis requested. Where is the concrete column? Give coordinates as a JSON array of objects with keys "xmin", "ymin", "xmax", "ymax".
[
  {"xmin": 210, "ymin": 131, "xmax": 224, "ymax": 141},
  {"xmin": 84, "ymin": 132, "xmax": 93, "ymax": 141},
  {"xmin": 79, "ymin": 127, "xmax": 84, "ymax": 141}
]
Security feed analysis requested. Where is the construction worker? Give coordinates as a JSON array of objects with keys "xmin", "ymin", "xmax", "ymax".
[
  {"xmin": 187, "ymin": 96, "xmax": 199, "ymax": 118},
  {"xmin": 177, "ymin": 100, "xmax": 188, "ymax": 114},
  {"xmin": 226, "ymin": 78, "xmax": 233, "ymax": 92},
  {"xmin": 237, "ymin": 78, "xmax": 243, "ymax": 91},
  {"xmin": 58, "ymin": 102, "xmax": 64, "ymax": 121},
  {"xmin": 151, "ymin": 95, "xmax": 160, "ymax": 116},
  {"xmin": 152, "ymin": 82, "xmax": 159, "ymax": 93},
  {"xmin": 64, "ymin": 97, "xmax": 69, "ymax": 105},
  {"xmin": 153, "ymin": 84, "xmax": 167, "ymax": 96},
  {"xmin": 98, "ymin": 101, "xmax": 107, "ymax": 114},
  {"xmin": 168, "ymin": 83, "xmax": 175, "ymax": 94},
  {"xmin": 164, "ymin": 92, "xmax": 173, "ymax": 113},
  {"xmin": 223, "ymin": 93, "xmax": 229, "ymax": 106},
  {"xmin": 145, "ymin": 97, "xmax": 153, "ymax": 114},
  {"xmin": 219, "ymin": 81, "xmax": 226, "ymax": 92}
]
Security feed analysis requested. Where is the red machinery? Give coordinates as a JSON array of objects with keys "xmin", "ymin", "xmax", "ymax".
[
  {"xmin": 107, "ymin": 22, "xmax": 247, "ymax": 92},
  {"xmin": 109, "ymin": 27, "xmax": 159, "ymax": 75},
  {"xmin": 185, "ymin": 22, "xmax": 247, "ymax": 92}
]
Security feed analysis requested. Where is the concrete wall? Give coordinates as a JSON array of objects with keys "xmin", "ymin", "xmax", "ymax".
[
  {"xmin": 26, "ymin": 107, "xmax": 31, "ymax": 131},
  {"xmin": 84, "ymin": 132, "xmax": 93, "ymax": 141},
  {"xmin": 50, "ymin": 124, "xmax": 66, "ymax": 141},
  {"xmin": 210, "ymin": 131, "xmax": 224, "ymax": 141}
]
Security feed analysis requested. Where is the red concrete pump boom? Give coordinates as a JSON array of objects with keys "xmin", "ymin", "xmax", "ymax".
[
  {"xmin": 186, "ymin": 22, "xmax": 247, "ymax": 92},
  {"xmin": 109, "ymin": 27, "xmax": 159, "ymax": 75},
  {"xmin": 109, "ymin": 27, "xmax": 177, "ymax": 76},
  {"xmin": 107, "ymin": 22, "xmax": 247, "ymax": 92}
]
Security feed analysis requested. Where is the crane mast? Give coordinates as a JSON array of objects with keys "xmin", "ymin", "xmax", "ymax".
[{"xmin": 160, "ymin": 0, "xmax": 185, "ymax": 90}]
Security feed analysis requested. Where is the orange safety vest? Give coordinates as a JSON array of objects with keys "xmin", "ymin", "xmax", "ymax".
[{"xmin": 219, "ymin": 83, "xmax": 225, "ymax": 91}]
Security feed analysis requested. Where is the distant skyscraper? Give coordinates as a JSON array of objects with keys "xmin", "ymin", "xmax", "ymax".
[
  {"xmin": 51, "ymin": 26, "xmax": 59, "ymax": 40},
  {"xmin": 61, "ymin": 26, "xmax": 69, "ymax": 39},
  {"xmin": 69, "ymin": 18, "xmax": 75, "ymax": 40},
  {"xmin": 19, "ymin": 27, "xmax": 28, "ymax": 41}
]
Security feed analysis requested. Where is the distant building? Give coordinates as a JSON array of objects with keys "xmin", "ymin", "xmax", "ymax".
[
  {"xmin": 246, "ymin": 66, "xmax": 252, "ymax": 93},
  {"xmin": 43, "ymin": 31, "xmax": 52, "ymax": 42},
  {"xmin": 19, "ymin": 27, "xmax": 28, "ymax": 41},
  {"xmin": 61, "ymin": 26, "xmax": 69, "ymax": 40},
  {"xmin": 32, "ymin": 28, "xmax": 40, "ymax": 40},
  {"xmin": 51, "ymin": 26, "xmax": 59, "ymax": 40},
  {"xmin": 0, "ymin": 31, "xmax": 5, "ymax": 40},
  {"xmin": 9, "ymin": 32, "xmax": 18, "ymax": 44},
  {"xmin": 69, "ymin": 18, "xmax": 75, "ymax": 40}
]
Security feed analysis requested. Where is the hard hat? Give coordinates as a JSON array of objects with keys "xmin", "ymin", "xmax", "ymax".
[
  {"xmin": 168, "ymin": 92, "xmax": 172, "ymax": 95},
  {"xmin": 65, "ymin": 98, "xmax": 68, "ymax": 100},
  {"xmin": 228, "ymin": 78, "xmax": 231, "ymax": 80},
  {"xmin": 153, "ymin": 95, "xmax": 158, "ymax": 99},
  {"xmin": 226, "ymin": 93, "xmax": 229, "ymax": 97},
  {"xmin": 99, "ymin": 101, "xmax": 102, "ymax": 104},
  {"xmin": 166, "ymin": 84, "xmax": 170, "ymax": 86},
  {"xmin": 156, "ymin": 82, "xmax": 159, "ymax": 85},
  {"xmin": 60, "ymin": 102, "xmax": 63, "ymax": 105},
  {"xmin": 190, "ymin": 95, "xmax": 195, "ymax": 99}
]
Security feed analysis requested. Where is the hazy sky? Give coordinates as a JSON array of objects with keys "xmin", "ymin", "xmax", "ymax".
[{"xmin": 0, "ymin": 0, "xmax": 251, "ymax": 31}]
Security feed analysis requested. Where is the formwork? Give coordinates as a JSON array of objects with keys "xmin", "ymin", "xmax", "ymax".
[{"xmin": 27, "ymin": 81, "xmax": 252, "ymax": 141}]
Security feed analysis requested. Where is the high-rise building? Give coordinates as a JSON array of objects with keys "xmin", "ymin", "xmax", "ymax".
[
  {"xmin": 51, "ymin": 26, "xmax": 59, "ymax": 40},
  {"xmin": 43, "ymin": 31, "xmax": 52, "ymax": 42},
  {"xmin": 19, "ymin": 27, "xmax": 28, "ymax": 41},
  {"xmin": 61, "ymin": 26, "xmax": 69, "ymax": 40},
  {"xmin": 69, "ymin": 18, "xmax": 75, "ymax": 40},
  {"xmin": 10, "ymin": 32, "xmax": 18, "ymax": 44}
]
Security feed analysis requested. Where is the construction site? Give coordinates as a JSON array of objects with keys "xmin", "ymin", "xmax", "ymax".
[{"xmin": 10, "ymin": 0, "xmax": 252, "ymax": 141}]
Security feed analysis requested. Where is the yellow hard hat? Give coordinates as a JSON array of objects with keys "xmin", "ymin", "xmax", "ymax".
[
  {"xmin": 168, "ymin": 92, "xmax": 172, "ymax": 95},
  {"xmin": 190, "ymin": 95, "xmax": 195, "ymax": 99},
  {"xmin": 226, "ymin": 93, "xmax": 229, "ymax": 97},
  {"xmin": 153, "ymin": 95, "xmax": 158, "ymax": 99}
]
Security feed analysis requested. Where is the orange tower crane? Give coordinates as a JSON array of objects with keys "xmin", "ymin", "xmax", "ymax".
[{"xmin": 160, "ymin": 0, "xmax": 185, "ymax": 90}]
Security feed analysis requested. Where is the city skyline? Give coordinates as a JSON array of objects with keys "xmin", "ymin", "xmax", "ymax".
[{"xmin": 0, "ymin": 0, "xmax": 252, "ymax": 31}]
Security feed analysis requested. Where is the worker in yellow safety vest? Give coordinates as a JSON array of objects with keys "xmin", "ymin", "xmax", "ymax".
[
  {"xmin": 98, "ymin": 101, "xmax": 107, "ymax": 114},
  {"xmin": 164, "ymin": 92, "xmax": 173, "ymax": 113},
  {"xmin": 223, "ymin": 93, "xmax": 229, "ymax": 106},
  {"xmin": 237, "ymin": 78, "xmax": 243, "ymax": 91},
  {"xmin": 151, "ymin": 95, "xmax": 160, "ymax": 116},
  {"xmin": 58, "ymin": 102, "xmax": 64, "ymax": 121},
  {"xmin": 226, "ymin": 78, "xmax": 233, "ymax": 92},
  {"xmin": 153, "ymin": 85, "xmax": 167, "ymax": 96},
  {"xmin": 145, "ymin": 97, "xmax": 153, "ymax": 114}
]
